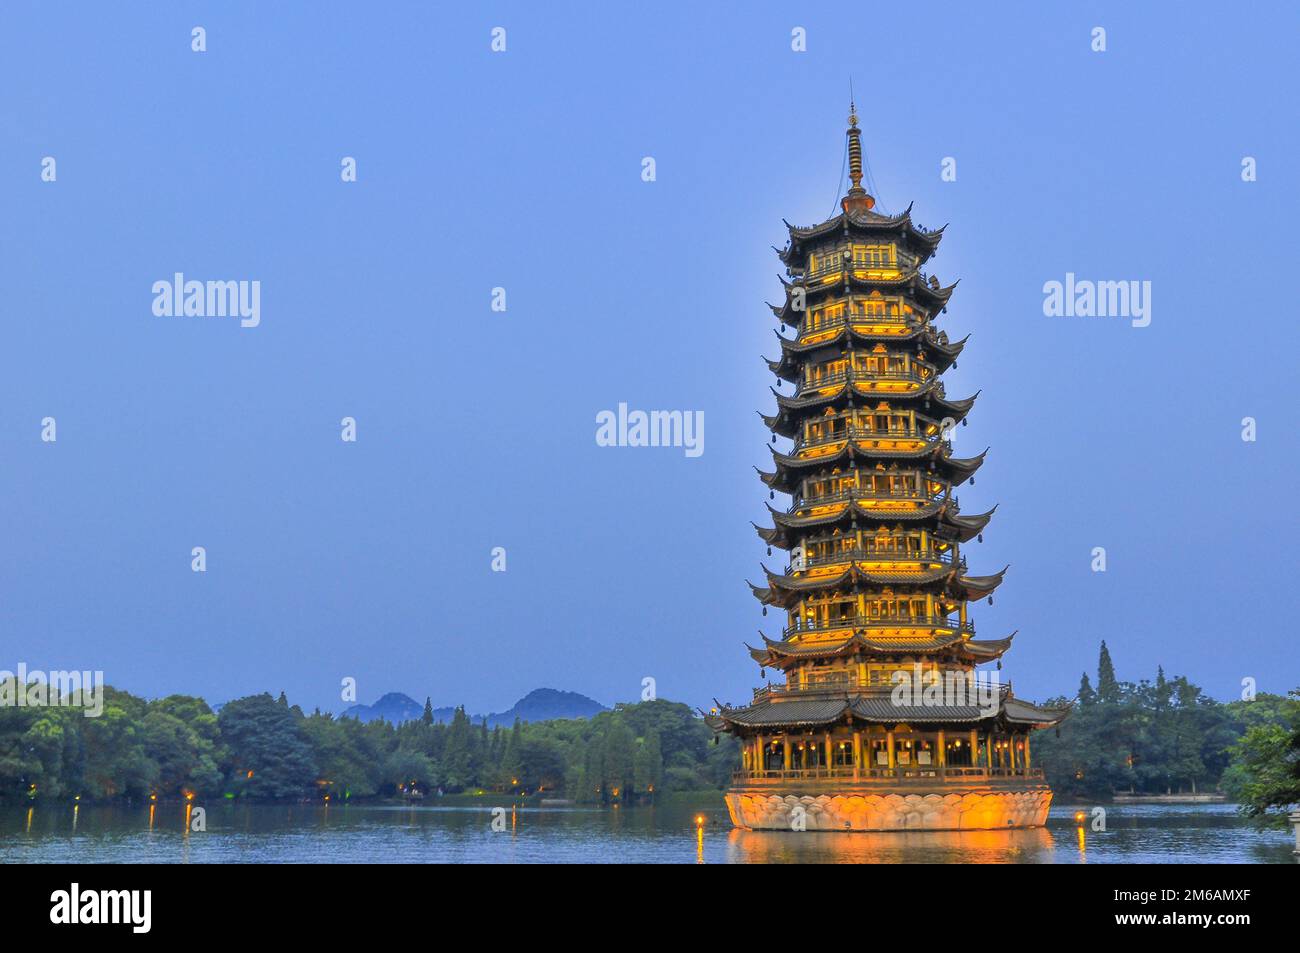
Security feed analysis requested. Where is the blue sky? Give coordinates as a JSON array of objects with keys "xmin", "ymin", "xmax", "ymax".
[{"xmin": 2, "ymin": 2, "xmax": 1297, "ymax": 714}]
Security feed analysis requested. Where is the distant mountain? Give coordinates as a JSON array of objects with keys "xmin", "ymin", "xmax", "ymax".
[
  {"xmin": 342, "ymin": 688, "xmax": 607, "ymax": 727},
  {"xmin": 489, "ymin": 688, "xmax": 607, "ymax": 727},
  {"xmin": 342, "ymin": 692, "xmax": 427, "ymax": 725}
]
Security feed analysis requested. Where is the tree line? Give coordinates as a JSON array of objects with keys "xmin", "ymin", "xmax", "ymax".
[
  {"xmin": 0, "ymin": 685, "xmax": 737, "ymax": 804},
  {"xmin": 1035, "ymin": 641, "xmax": 1300, "ymax": 821},
  {"xmin": 4, "ymin": 653, "xmax": 1296, "ymax": 822}
]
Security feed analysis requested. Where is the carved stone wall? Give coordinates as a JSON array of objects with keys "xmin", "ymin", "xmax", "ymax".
[{"xmin": 725, "ymin": 788, "xmax": 1052, "ymax": 831}]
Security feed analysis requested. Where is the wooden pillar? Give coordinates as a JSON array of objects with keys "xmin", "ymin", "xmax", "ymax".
[
  {"xmin": 984, "ymin": 733, "xmax": 993, "ymax": 771},
  {"xmin": 937, "ymin": 729, "xmax": 946, "ymax": 772},
  {"xmin": 852, "ymin": 730, "xmax": 862, "ymax": 780},
  {"xmin": 756, "ymin": 735, "xmax": 765, "ymax": 775},
  {"xmin": 782, "ymin": 735, "xmax": 792, "ymax": 772},
  {"xmin": 1024, "ymin": 734, "xmax": 1032, "ymax": 775},
  {"xmin": 886, "ymin": 730, "xmax": 896, "ymax": 771},
  {"xmin": 824, "ymin": 732, "xmax": 833, "ymax": 776},
  {"xmin": 970, "ymin": 729, "xmax": 978, "ymax": 770},
  {"xmin": 1009, "ymin": 735, "xmax": 1018, "ymax": 774}
]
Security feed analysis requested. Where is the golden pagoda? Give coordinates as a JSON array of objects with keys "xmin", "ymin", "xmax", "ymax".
[{"xmin": 706, "ymin": 106, "xmax": 1067, "ymax": 832}]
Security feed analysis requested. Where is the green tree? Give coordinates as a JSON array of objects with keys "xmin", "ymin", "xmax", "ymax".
[
  {"xmin": 600, "ymin": 718, "xmax": 636, "ymax": 799},
  {"xmin": 301, "ymin": 712, "xmax": 385, "ymax": 799},
  {"xmin": 633, "ymin": 728, "xmax": 663, "ymax": 797},
  {"xmin": 0, "ymin": 684, "xmax": 76, "ymax": 800},
  {"xmin": 1224, "ymin": 691, "xmax": 1300, "ymax": 824},
  {"xmin": 441, "ymin": 707, "xmax": 475, "ymax": 790},
  {"xmin": 218, "ymin": 693, "xmax": 317, "ymax": 799},
  {"xmin": 497, "ymin": 718, "xmax": 524, "ymax": 789},
  {"xmin": 1096, "ymin": 641, "xmax": 1119, "ymax": 704},
  {"xmin": 1077, "ymin": 672, "xmax": 1096, "ymax": 706},
  {"xmin": 79, "ymin": 689, "xmax": 157, "ymax": 799}
]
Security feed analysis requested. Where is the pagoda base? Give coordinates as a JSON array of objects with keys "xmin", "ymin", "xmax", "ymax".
[{"xmin": 725, "ymin": 783, "xmax": 1053, "ymax": 832}]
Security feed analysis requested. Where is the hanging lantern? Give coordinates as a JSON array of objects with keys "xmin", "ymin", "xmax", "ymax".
[
  {"xmin": 762, "ymin": 607, "xmax": 768, "ymax": 616},
  {"xmin": 962, "ymin": 418, "xmax": 968, "ymax": 426},
  {"xmin": 766, "ymin": 547, "xmax": 772, "ymax": 556},
  {"xmin": 770, "ymin": 491, "xmax": 775, "ymax": 500},
  {"xmin": 977, "ymin": 533, "xmax": 983, "ymax": 543},
  {"xmin": 988, "ymin": 596, "xmax": 993, "ymax": 606},
  {"xmin": 996, "ymin": 660, "xmax": 1002, "ymax": 671}
]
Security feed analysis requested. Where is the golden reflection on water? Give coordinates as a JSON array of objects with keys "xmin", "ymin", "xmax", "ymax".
[{"xmin": 724, "ymin": 825, "xmax": 1056, "ymax": 864}]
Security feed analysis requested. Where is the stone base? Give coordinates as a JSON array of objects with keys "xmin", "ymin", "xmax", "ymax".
[{"xmin": 725, "ymin": 786, "xmax": 1053, "ymax": 832}]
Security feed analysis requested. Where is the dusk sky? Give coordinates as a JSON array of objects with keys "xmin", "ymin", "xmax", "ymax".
[{"xmin": 2, "ymin": 3, "xmax": 1296, "ymax": 716}]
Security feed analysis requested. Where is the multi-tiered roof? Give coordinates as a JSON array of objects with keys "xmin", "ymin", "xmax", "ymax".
[{"xmin": 709, "ymin": 106, "xmax": 1064, "ymax": 735}]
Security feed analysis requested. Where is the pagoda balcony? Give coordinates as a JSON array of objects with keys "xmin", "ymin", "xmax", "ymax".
[
  {"xmin": 798, "ymin": 547, "xmax": 964, "ymax": 572},
  {"xmin": 793, "ymin": 486, "xmax": 955, "ymax": 511},
  {"xmin": 754, "ymin": 670, "xmax": 1003, "ymax": 702},
  {"xmin": 797, "ymin": 367, "xmax": 928, "ymax": 395},
  {"xmin": 754, "ymin": 675, "xmax": 873, "ymax": 699},
  {"xmin": 732, "ymin": 766, "xmax": 1045, "ymax": 784},
  {"xmin": 797, "ymin": 313, "xmax": 915, "ymax": 342},
  {"xmin": 781, "ymin": 616, "xmax": 974, "ymax": 640},
  {"xmin": 752, "ymin": 676, "xmax": 1006, "ymax": 702},
  {"xmin": 795, "ymin": 260, "xmax": 915, "ymax": 284},
  {"xmin": 794, "ymin": 426, "xmax": 940, "ymax": 454}
]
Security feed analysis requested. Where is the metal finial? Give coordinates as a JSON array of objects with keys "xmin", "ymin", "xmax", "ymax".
[{"xmin": 841, "ymin": 91, "xmax": 875, "ymax": 214}]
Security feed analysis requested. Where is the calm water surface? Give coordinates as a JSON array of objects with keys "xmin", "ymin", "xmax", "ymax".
[{"xmin": 0, "ymin": 799, "xmax": 1293, "ymax": 864}]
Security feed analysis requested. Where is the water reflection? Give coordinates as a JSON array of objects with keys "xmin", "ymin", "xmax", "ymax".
[
  {"xmin": 0, "ymin": 801, "xmax": 1292, "ymax": 864},
  {"xmin": 725, "ymin": 825, "xmax": 1056, "ymax": 864}
]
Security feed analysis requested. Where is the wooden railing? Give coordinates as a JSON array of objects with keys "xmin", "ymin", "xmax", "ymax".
[
  {"xmin": 781, "ymin": 616, "xmax": 975, "ymax": 639},
  {"xmin": 796, "ymin": 426, "xmax": 939, "ymax": 453},
  {"xmin": 797, "ymin": 314, "xmax": 916, "ymax": 340},
  {"xmin": 751, "ymin": 680, "xmax": 1009, "ymax": 703},
  {"xmin": 799, "ymin": 368, "xmax": 930, "ymax": 394},
  {"xmin": 792, "ymin": 485, "xmax": 939, "ymax": 509},
  {"xmin": 798, "ymin": 260, "xmax": 912, "ymax": 282},
  {"xmin": 733, "ymin": 766, "xmax": 1045, "ymax": 783},
  {"xmin": 799, "ymin": 548, "xmax": 963, "ymax": 571}
]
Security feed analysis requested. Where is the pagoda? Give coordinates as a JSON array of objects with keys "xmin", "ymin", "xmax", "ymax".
[{"xmin": 706, "ymin": 106, "xmax": 1067, "ymax": 832}]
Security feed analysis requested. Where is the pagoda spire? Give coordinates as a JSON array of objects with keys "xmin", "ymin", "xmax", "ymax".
[{"xmin": 842, "ymin": 101, "xmax": 876, "ymax": 214}]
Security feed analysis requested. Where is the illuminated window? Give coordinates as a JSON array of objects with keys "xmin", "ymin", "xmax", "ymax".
[{"xmin": 851, "ymin": 244, "xmax": 897, "ymax": 268}]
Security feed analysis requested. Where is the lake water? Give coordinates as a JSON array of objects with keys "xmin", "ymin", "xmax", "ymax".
[{"xmin": 0, "ymin": 798, "xmax": 1293, "ymax": 864}]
